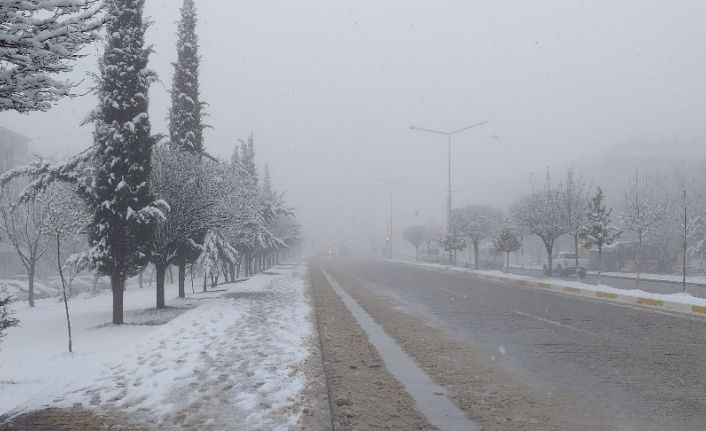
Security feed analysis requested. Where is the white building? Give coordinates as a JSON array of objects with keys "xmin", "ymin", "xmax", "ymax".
[{"xmin": 0, "ymin": 126, "xmax": 30, "ymax": 278}]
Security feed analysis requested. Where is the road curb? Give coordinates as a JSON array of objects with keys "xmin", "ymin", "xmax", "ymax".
[
  {"xmin": 305, "ymin": 268, "xmax": 337, "ymax": 431},
  {"xmin": 398, "ymin": 262, "xmax": 706, "ymax": 318}
]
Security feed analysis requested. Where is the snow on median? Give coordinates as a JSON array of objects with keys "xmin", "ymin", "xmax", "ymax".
[
  {"xmin": 0, "ymin": 264, "xmax": 312, "ymax": 430},
  {"xmin": 390, "ymin": 260, "xmax": 706, "ymax": 310}
]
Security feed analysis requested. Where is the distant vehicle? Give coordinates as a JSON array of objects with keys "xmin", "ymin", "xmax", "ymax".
[
  {"xmin": 339, "ymin": 246, "xmax": 350, "ymax": 258},
  {"xmin": 551, "ymin": 252, "xmax": 589, "ymax": 277}
]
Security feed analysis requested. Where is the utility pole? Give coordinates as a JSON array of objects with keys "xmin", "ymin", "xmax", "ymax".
[
  {"xmin": 371, "ymin": 176, "xmax": 411, "ymax": 260},
  {"xmin": 683, "ymin": 187, "xmax": 688, "ymax": 293},
  {"xmin": 410, "ymin": 121, "xmax": 487, "ymax": 264}
]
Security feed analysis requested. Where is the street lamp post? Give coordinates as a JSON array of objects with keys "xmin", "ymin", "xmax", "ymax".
[
  {"xmin": 372, "ymin": 176, "xmax": 412, "ymax": 259},
  {"xmin": 410, "ymin": 121, "xmax": 487, "ymax": 264}
]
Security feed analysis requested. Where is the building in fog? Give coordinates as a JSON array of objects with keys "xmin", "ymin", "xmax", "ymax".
[
  {"xmin": 0, "ymin": 126, "xmax": 29, "ymax": 173},
  {"xmin": 0, "ymin": 127, "xmax": 30, "ymax": 278}
]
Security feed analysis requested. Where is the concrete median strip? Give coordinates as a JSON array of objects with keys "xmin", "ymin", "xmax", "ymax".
[
  {"xmin": 321, "ymin": 270, "xmax": 479, "ymax": 431},
  {"xmin": 389, "ymin": 260, "xmax": 706, "ymax": 318}
]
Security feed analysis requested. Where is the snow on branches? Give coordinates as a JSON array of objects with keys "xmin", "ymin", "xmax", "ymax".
[
  {"xmin": 511, "ymin": 172, "xmax": 566, "ymax": 274},
  {"xmin": 150, "ymin": 144, "xmax": 228, "ymax": 307},
  {"xmin": 168, "ymin": 0, "xmax": 206, "ymax": 155},
  {"xmin": 451, "ymin": 204, "xmax": 504, "ymax": 269},
  {"xmin": 0, "ymin": 0, "xmax": 105, "ymax": 112}
]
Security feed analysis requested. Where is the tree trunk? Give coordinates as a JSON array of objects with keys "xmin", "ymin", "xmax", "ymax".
[
  {"xmin": 597, "ymin": 246, "xmax": 602, "ymax": 284},
  {"xmin": 56, "ymin": 237, "xmax": 72, "ymax": 353},
  {"xmin": 473, "ymin": 240, "xmax": 480, "ymax": 270},
  {"xmin": 28, "ymin": 262, "xmax": 35, "ymax": 307},
  {"xmin": 636, "ymin": 233, "xmax": 642, "ymax": 289},
  {"xmin": 155, "ymin": 264, "xmax": 166, "ymax": 309},
  {"xmin": 167, "ymin": 265, "xmax": 173, "ymax": 284},
  {"xmin": 545, "ymin": 240, "xmax": 554, "ymax": 276},
  {"xmin": 574, "ymin": 234, "xmax": 579, "ymax": 274},
  {"xmin": 138, "ymin": 269, "xmax": 144, "ymax": 289},
  {"xmin": 222, "ymin": 262, "xmax": 230, "ymax": 283},
  {"xmin": 92, "ymin": 274, "xmax": 100, "ymax": 295},
  {"xmin": 178, "ymin": 261, "xmax": 186, "ymax": 298},
  {"xmin": 111, "ymin": 275, "xmax": 125, "ymax": 324},
  {"xmin": 203, "ymin": 272, "xmax": 207, "ymax": 292},
  {"xmin": 506, "ymin": 252, "xmax": 510, "ymax": 273}
]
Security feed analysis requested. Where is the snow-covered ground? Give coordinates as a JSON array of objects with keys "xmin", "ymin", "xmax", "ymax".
[
  {"xmin": 0, "ymin": 264, "xmax": 312, "ymax": 430},
  {"xmin": 504, "ymin": 264, "xmax": 706, "ymax": 285},
  {"xmin": 589, "ymin": 271, "xmax": 706, "ymax": 286}
]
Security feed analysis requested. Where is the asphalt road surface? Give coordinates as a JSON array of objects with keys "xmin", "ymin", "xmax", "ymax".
[{"xmin": 321, "ymin": 258, "xmax": 706, "ymax": 431}]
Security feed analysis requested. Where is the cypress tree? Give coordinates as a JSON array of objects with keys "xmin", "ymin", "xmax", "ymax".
[
  {"xmin": 240, "ymin": 132, "xmax": 258, "ymax": 186},
  {"xmin": 169, "ymin": 0, "xmax": 207, "ymax": 297},
  {"xmin": 86, "ymin": 0, "xmax": 160, "ymax": 324},
  {"xmin": 262, "ymin": 164, "xmax": 272, "ymax": 196},
  {"xmin": 169, "ymin": 0, "xmax": 205, "ymax": 155}
]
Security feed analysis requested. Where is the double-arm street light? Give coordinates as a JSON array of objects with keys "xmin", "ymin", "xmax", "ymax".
[
  {"xmin": 410, "ymin": 121, "xmax": 487, "ymax": 263},
  {"xmin": 371, "ymin": 176, "xmax": 412, "ymax": 259}
]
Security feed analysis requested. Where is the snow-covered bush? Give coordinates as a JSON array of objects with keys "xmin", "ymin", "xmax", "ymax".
[{"xmin": 0, "ymin": 285, "xmax": 19, "ymax": 346}]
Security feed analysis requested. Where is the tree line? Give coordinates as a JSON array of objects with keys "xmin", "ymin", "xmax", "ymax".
[
  {"xmin": 404, "ymin": 165, "xmax": 706, "ymax": 287},
  {"xmin": 0, "ymin": 0, "xmax": 301, "ymax": 349}
]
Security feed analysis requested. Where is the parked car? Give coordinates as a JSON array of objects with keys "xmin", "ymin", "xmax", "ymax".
[{"xmin": 551, "ymin": 252, "xmax": 589, "ymax": 277}]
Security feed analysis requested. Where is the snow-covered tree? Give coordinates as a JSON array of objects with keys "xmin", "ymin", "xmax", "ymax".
[
  {"xmin": 263, "ymin": 171, "xmax": 300, "ymax": 265},
  {"xmin": 44, "ymin": 185, "xmax": 90, "ymax": 297},
  {"xmin": 150, "ymin": 144, "xmax": 226, "ymax": 308},
  {"xmin": 451, "ymin": 204, "xmax": 503, "ymax": 269},
  {"xmin": 168, "ymin": 0, "xmax": 206, "ymax": 155},
  {"xmin": 424, "ymin": 221, "xmax": 444, "ymax": 263},
  {"xmin": 579, "ymin": 187, "xmax": 621, "ymax": 282},
  {"xmin": 240, "ymin": 133, "xmax": 258, "ymax": 186},
  {"xmin": 560, "ymin": 167, "xmax": 588, "ymax": 272},
  {"xmin": 403, "ymin": 225, "xmax": 429, "ymax": 262},
  {"xmin": 0, "ymin": 186, "xmax": 53, "ymax": 306},
  {"xmin": 267, "ymin": 212, "xmax": 300, "ymax": 263},
  {"xmin": 511, "ymin": 172, "xmax": 566, "ymax": 275},
  {"xmin": 440, "ymin": 232, "xmax": 465, "ymax": 265},
  {"xmin": 167, "ymin": 0, "xmax": 214, "ymax": 296},
  {"xmin": 75, "ymin": 0, "xmax": 165, "ymax": 324},
  {"xmin": 0, "ymin": 284, "xmax": 18, "ymax": 348},
  {"xmin": 493, "ymin": 227, "xmax": 521, "ymax": 273},
  {"xmin": 0, "ymin": 0, "xmax": 104, "ymax": 112},
  {"xmin": 198, "ymin": 230, "xmax": 237, "ymax": 290},
  {"xmin": 43, "ymin": 184, "xmax": 90, "ymax": 352},
  {"xmin": 621, "ymin": 170, "xmax": 667, "ymax": 287},
  {"xmin": 226, "ymin": 136, "xmax": 287, "ymax": 276},
  {"xmin": 672, "ymin": 175, "xmax": 703, "ymax": 290}
]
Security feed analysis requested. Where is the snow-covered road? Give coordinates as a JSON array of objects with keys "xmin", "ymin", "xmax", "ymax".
[{"xmin": 1, "ymin": 264, "xmax": 313, "ymax": 430}]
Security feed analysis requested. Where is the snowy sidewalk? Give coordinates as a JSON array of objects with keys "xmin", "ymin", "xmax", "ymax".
[{"xmin": 1, "ymin": 264, "xmax": 317, "ymax": 430}]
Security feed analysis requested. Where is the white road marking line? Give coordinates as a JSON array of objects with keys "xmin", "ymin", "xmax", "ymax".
[{"xmin": 512, "ymin": 310, "xmax": 599, "ymax": 337}]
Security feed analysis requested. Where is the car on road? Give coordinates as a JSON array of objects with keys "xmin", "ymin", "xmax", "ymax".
[{"xmin": 552, "ymin": 252, "xmax": 589, "ymax": 277}]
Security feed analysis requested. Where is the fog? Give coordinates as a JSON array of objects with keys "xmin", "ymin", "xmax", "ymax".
[{"xmin": 3, "ymin": 0, "xmax": 706, "ymax": 256}]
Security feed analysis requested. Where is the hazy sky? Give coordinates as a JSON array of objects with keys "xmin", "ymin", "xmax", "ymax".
[{"xmin": 3, "ymin": 1, "xmax": 706, "ymax": 252}]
